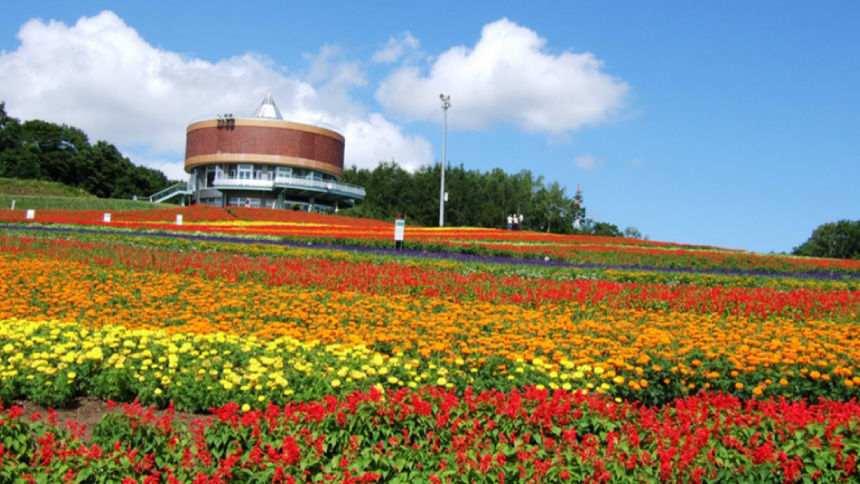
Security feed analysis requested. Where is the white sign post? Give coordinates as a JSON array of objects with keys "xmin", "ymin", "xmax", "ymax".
[
  {"xmin": 25, "ymin": 209, "xmax": 35, "ymax": 220},
  {"xmin": 103, "ymin": 213, "xmax": 111, "ymax": 223},
  {"xmin": 394, "ymin": 219, "xmax": 405, "ymax": 249},
  {"xmin": 176, "ymin": 214, "xmax": 183, "ymax": 226}
]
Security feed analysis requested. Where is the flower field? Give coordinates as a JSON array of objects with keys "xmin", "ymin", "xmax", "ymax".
[
  {"xmin": 4, "ymin": 205, "xmax": 860, "ymax": 274},
  {"xmin": 1, "ymin": 206, "xmax": 859, "ymax": 482}
]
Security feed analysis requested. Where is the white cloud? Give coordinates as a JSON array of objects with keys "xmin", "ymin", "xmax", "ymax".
[
  {"xmin": 575, "ymin": 154, "xmax": 603, "ymax": 171},
  {"xmin": 376, "ymin": 18, "xmax": 629, "ymax": 134},
  {"xmin": 342, "ymin": 114, "xmax": 433, "ymax": 172},
  {"xmin": 306, "ymin": 44, "xmax": 366, "ymax": 88},
  {"xmin": 0, "ymin": 11, "xmax": 431, "ymax": 179},
  {"xmin": 371, "ymin": 32, "xmax": 420, "ymax": 64},
  {"xmin": 628, "ymin": 156, "xmax": 644, "ymax": 167}
]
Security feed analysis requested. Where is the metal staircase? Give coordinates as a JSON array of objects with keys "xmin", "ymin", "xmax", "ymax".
[{"xmin": 148, "ymin": 182, "xmax": 192, "ymax": 204}]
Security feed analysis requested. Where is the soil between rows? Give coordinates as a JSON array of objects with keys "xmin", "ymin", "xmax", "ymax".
[{"xmin": 12, "ymin": 397, "xmax": 208, "ymax": 442}]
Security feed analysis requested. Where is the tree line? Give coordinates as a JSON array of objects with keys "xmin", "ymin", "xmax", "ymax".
[
  {"xmin": 0, "ymin": 102, "xmax": 177, "ymax": 199},
  {"xmin": 793, "ymin": 219, "xmax": 860, "ymax": 260},
  {"xmin": 341, "ymin": 161, "xmax": 624, "ymax": 235}
]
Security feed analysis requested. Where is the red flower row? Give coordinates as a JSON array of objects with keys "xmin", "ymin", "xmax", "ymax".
[{"xmin": 1, "ymin": 388, "xmax": 858, "ymax": 483}]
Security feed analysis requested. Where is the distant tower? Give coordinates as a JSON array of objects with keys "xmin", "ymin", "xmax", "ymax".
[{"xmin": 573, "ymin": 183, "xmax": 583, "ymax": 230}]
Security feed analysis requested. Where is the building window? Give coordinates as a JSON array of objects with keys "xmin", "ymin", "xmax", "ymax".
[
  {"xmin": 238, "ymin": 164, "xmax": 253, "ymax": 180},
  {"xmin": 276, "ymin": 167, "xmax": 292, "ymax": 179},
  {"xmin": 228, "ymin": 197, "xmax": 261, "ymax": 208},
  {"xmin": 205, "ymin": 167, "xmax": 216, "ymax": 188}
]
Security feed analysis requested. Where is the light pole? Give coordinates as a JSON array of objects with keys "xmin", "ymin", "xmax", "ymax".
[{"xmin": 439, "ymin": 94, "xmax": 451, "ymax": 227}]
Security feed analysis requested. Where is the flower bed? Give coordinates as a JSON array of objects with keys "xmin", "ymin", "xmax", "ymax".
[
  {"xmin": 0, "ymin": 212, "xmax": 858, "ymax": 482},
  {"xmin": 1, "ymin": 234, "xmax": 859, "ymax": 408},
  {"xmin": 3, "ymin": 205, "xmax": 858, "ymax": 274},
  {"xmin": 2, "ymin": 389, "xmax": 859, "ymax": 483}
]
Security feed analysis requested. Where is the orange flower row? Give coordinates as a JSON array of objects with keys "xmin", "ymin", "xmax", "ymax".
[{"xmin": 2, "ymin": 252, "xmax": 858, "ymax": 382}]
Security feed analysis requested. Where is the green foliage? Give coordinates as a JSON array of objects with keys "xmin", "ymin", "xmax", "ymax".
[
  {"xmin": 531, "ymin": 179, "xmax": 584, "ymax": 234},
  {"xmin": 341, "ymin": 161, "xmax": 595, "ymax": 234},
  {"xmin": 0, "ymin": 102, "xmax": 178, "ymax": 200},
  {"xmin": 793, "ymin": 219, "xmax": 860, "ymax": 260},
  {"xmin": 588, "ymin": 221, "xmax": 623, "ymax": 237},
  {"xmin": 624, "ymin": 226, "xmax": 644, "ymax": 238}
]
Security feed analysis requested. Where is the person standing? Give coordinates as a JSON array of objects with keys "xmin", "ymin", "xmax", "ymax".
[
  {"xmin": 519, "ymin": 213, "xmax": 524, "ymax": 231},
  {"xmin": 507, "ymin": 214, "xmax": 513, "ymax": 230}
]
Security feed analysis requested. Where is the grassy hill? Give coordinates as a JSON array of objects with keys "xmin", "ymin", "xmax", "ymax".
[{"xmin": 0, "ymin": 177, "xmax": 176, "ymax": 211}]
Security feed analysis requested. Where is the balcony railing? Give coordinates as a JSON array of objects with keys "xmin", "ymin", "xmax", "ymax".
[
  {"xmin": 274, "ymin": 176, "xmax": 365, "ymax": 197},
  {"xmin": 211, "ymin": 178, "xmax": 274, "ymax": 189},
  {"xmin": 209, "ymin": 176, "xmax": 365, "ymax": 198}
]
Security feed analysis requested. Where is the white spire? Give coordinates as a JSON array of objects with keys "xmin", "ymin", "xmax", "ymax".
[{"xmin": 252, "ymin": 92, "xmax": 283, "ymax": 120}]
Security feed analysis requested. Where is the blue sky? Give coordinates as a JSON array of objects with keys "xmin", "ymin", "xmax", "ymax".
[{"xmin": 1, "ymin": 1, "xmax": 857, "ymax": 253}]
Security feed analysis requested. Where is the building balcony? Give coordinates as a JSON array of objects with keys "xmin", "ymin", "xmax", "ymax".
[
  {"xmin": 274, "ymin": 176, "xmax": 365, "ymax": 198},
  {"xmin": 208, "ymin": 176, "xmax": 365, "ymax": 199},
  {"xmin": 210, "ymin": 178, "xmax": 274, "ymax": 190}
]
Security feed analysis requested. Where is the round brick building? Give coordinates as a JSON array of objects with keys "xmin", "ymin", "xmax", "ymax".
[{"xmin": 184, "ymin": 93, "xmax": 365, "ymax": 210}]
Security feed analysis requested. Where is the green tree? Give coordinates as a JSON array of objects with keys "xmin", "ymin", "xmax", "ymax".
[
  {"xmin": 16, "ymin": 119, "xmax": 90, "ymax": 186},
  {"xmin": 442, "ymin": 164, "xmax": 484, "ymax": 227},
  {"xmin": 793, "ymin": 220, "xmax": 860, "ymax": 260},
  {"xmin": 0, "ymin": 103, "xmax": 25, "ymax": 178},
  {"xmin": 624, "ymin": 226, "xmax": 643, "ymax": 238},
  {"xmin": 407, "ymin": 164, "xmax": 441, "ymax": 225},
  {"xmin": 343, "ymin": 159, "xmax": 608, "ymax": 233},
  {"xmin": 532, "ymin": 181, "xmax": 586, "ymax": 234},
  {"xmin": 342, "ymin": 161, "xmax": 418, "ymax": 222},
  {"xmin": 0, "ymin": 102, "xmax": 20, "ymax": 152},
  {"xmin": 0, "ymin": 102, "xmax": 176, "ymax": 199},
  {"xmin": 590, "ymin": 222, "xmax": 623, "ymax": 237}
]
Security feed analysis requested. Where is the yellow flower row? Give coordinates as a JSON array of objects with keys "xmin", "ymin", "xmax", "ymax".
[{"xmin": 0, "ymin": 318, "xmax": 609, "ymax": 410}]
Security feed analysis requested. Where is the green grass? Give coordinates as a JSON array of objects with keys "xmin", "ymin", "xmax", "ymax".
[
  {"xmin": 0, "ymin": 177, "xmax": 97, "ymax": 198},
  {"xmin": 0, "ymin": 178, "xmax": 177, "ymax": 211},
  {"xmin": 0, "ymin": 196, "xmax": 176, "ymax": 211}
]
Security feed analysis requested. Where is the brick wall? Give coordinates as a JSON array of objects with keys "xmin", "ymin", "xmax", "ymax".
[{"xmin": 186, "ymin": 125, "xmax": 344, "ymax": 171}]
